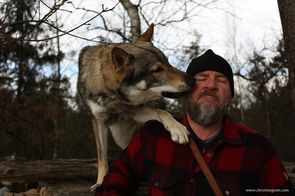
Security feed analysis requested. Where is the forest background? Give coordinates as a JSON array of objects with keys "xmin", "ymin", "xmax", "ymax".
[{"xmin": 0, "ymin": 0, "xmax": 294, "ymax": 166}]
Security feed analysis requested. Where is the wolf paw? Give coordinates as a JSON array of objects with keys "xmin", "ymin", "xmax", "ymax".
[
  {"xmin": 165, "ymin": 121, "xmax": 190, "ymax": 144},
  {"xmin": 89, "ymin": 183, "xmax": 100, "ymax": 192}
]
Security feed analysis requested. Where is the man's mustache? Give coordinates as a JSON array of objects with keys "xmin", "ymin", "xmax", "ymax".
[{"xmin": 197, "ymin": 90, "xmax": 218, "ymax": 101}]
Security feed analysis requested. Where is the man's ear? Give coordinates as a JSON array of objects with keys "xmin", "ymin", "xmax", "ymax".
[{"xmin": 111, "ymin": 47, "xmax": 134, "ymax": 72}]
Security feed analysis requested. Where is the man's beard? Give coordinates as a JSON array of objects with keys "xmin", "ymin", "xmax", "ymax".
[{"xmin": 186, "ymin": 99, "xmax": 228, "ymax": 127}]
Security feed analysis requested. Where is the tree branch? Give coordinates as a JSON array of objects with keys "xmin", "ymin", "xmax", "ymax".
[
  {"xmin": 119, "ymin": 0, "xmax": 141, "ymax": 41},
  {"xmin": 0, "ymin": 2, "xmax": 117, "ymax": 45}
]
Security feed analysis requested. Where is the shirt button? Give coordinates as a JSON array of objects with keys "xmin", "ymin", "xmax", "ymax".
[
  {"xmin": 225, "ymin": 190, "xmax": 230, "ymax": 195},
  {"xmin": 206, "ymin": 152, "xmax": 212, "ymax": 158},
  {"xmin": 201, "ymin": 148, "xmax": 206, "ymax": 154},
  {"xmin": 154, "ymin": 181, "xmax": 160, "ymax": 187}
]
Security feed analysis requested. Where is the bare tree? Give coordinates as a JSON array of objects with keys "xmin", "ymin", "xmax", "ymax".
[
  {"xmin": 88, "ymin": 0, "xmax": 217, "ymax": 43},
  {"xmin": 277, "ymin": 0, "xmax": 295, "ymax": 117},
  {"xmin": 119, "ymin": 0, "xmax": 141, "ymax": 41},
  {"xmin": 0, "ymin": 0, "xmax": 116, "ymax": 46}
]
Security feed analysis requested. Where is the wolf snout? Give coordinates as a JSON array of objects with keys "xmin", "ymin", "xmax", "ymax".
[
  {"xmin": 178, "ymin": 83, "xmax": 191, "ymax": 92},
  {"xmin": 162, "ymin": 81, "xmax": 192, "ymax": 99}
]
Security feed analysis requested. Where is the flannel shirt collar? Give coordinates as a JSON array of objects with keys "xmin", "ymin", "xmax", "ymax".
[
  {"xmin": 183, "ymin": 115, "xmax": 243, "ymax": 146},
  {"xmin": 222, "ymin": 116, "xmax": 243, "ymax": 145}
]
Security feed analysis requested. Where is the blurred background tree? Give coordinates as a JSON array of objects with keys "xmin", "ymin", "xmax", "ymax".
[{"xmin": 0, "ymin": 0, "xmax": 95, "ymax": 160}]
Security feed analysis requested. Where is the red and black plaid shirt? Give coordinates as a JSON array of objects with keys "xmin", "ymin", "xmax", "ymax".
[{"xmin": 95, "ymin": 116, "xmax": 294, "ymax": 195}]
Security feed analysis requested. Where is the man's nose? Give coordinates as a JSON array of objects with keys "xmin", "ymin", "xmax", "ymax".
[{"xmin": 205, "ymin": 77, "xmax": 217, "ymax": 89}]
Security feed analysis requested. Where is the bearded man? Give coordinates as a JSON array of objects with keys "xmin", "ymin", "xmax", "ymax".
[{"xmin": 96, "ymin": 49, "xmax": 294, "ymax": 196}]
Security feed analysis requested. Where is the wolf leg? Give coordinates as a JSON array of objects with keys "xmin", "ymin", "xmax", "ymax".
[
  {"xmin": 109, "ymin": 114, "xmax": 138, "ymax": 149},
  {"xmin": 90, "ymin": 118, "xmax": 109, "ymax": 191},
  {"xmin": 130, "ymin": 107, "xmax": 189, "ymax": 144}
]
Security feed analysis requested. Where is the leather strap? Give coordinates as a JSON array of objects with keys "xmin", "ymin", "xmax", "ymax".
[{"xmin": 189, "ymin": 137, "xmax": 224, "ymax": 196}]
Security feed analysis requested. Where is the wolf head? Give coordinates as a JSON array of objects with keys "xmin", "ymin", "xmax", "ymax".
[{"xmin": 111, "ymin": 24, "xmax": 195, "ymax": 105}]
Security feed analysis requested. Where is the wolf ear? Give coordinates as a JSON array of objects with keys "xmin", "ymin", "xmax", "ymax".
[
  {"xmin": 112, "ymin": 47, "xmax": 134, "ymax": 72},
  {"xmin": 138, "ymin": 23, "xmax": 154, "ymax": 42}
]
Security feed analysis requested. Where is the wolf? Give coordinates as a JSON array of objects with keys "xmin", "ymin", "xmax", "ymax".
[{"xmin": 78, "ymin": 24, "xmax": 195, "ymax": 190}]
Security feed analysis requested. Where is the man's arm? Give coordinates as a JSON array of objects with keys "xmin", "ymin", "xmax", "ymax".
[
  {"xmin": 260, "ymin": 150, "xmax": 294, "ymax": 195},
  {"xmin": 95, "ymin": 130, "xmax": 145, "ymax": 196}
]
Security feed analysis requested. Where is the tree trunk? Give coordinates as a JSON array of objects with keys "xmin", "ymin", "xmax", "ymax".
[
  {"xmin": 17, "ymin": 62, "xmax": 25, "ymax": 101},
  {"xmin": 0, "ymin": 158, "xmax": 97, "ymax": 184},
  {"xmin": 52, "ymin": 6, "xmax": 62, "ymax": 161},
  {"xmin": 119, "ymin": 0, "xmax": 141, "ymax": 41},
  {"xmin": 277, "ymin": 0, "xmax": 295, "ymax": 117}
]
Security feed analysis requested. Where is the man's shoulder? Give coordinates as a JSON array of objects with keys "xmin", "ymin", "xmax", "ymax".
[
  {"xmin": 143, "ymin": 119, "xmax": 166, "ymax": 129},
  {"xmin": 235, "ymin": 123, "xmax": 256, "ymax": 134},
  {"xmin": 234, "ymin": 123, "xmax": 273, "ymax": 150},
  {"xmin": 140, "ymin": 120, "xmax": 166, "ymax": 133},
  {"xmin": 138, "ymin": 120, "xmax": 170, "ymax": 138}
]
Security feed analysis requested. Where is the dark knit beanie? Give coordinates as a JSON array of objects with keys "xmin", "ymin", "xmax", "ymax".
[{"xmin": 186, "ymin": 49, "xmax": 234, "ymax": 97}]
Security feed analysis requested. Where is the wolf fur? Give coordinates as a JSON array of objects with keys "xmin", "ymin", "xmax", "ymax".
[{"xmin": 78, "ymin": 24, "xmax": 194, "ymax": 191}]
